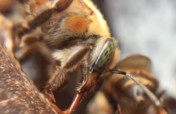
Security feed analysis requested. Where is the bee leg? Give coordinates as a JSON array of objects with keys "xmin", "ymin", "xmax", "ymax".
[
  {"xmin": 15, "ymin": 44, "xmax": 36, "ymax": 61},
  {"xmin": 53, "ymin": 0, "xmax": 94, "ymax": 14},
  {"xmin": 13, "ymin": 0, "xmax": 74, "ymax": 41},
  {"xmin": 68, "ymin": 73, "xmax": 99, "ymax": 114},
  {"xmin": 42, "ymin": 45, "xmax": 92, "ymax": 103},
  {"xmin": 42, "ymin": 65, "xmax": 66, "ymax": 103},
  {"xmin": 117, "ymin": 104, "xmax": 123, "ymax": 114},
  {"xmin": 29, "ymin": 0, "xmax": 74, "ymax": 30},
  {"xmin": 52, "ymin": 0, "xmax": 73, "ymax": 12},
  {"xmin": 15, "ymin": 40, "xmax": 52, "ymax": 62}
]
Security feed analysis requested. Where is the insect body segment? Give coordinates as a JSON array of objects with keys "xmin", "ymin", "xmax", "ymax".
[{"xmin": 103, "ymin": 55, "xmax": 162, "ymax": 114}]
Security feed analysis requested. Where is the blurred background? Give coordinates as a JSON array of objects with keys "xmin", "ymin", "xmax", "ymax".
[{"xmin": 94, "ymin": 0, "xmax": 176, "ymax": 98}]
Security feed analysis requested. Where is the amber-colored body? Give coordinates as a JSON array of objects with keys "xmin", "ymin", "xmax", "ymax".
[
  {"xmin": 103, "ymin": 55, "xmax": 167, "ymax": 114},
  {"xmin": 13, "ymin": 0, "xmax": 120, "ymax": 113}
]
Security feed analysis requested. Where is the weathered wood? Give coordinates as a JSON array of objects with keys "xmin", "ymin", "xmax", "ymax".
[{"xmin": 0, "ymin": 15, "xmax": 59, "ymax": 114}]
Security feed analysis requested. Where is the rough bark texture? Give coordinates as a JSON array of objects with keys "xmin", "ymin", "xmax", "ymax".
[{"xmin": 0, "ymin": 15, "xmax": 58, "ymax": 114}]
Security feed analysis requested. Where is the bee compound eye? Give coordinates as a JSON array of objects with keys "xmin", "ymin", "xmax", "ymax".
[{"xmin": 91, "ymin": 39, "xmax": 116, "ymax": 72}]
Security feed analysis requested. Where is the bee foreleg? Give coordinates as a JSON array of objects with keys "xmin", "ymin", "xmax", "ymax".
[
  {"xmin": 69, "ymin": 73, "xmax": 99, "ymax": 114},
  {"xmin": 43, "ymin": 44, "xmax": 92, "ymax": 103},
  {"xmin": 15, "ymin": 40, "xmax": 52, "ymax": 62},
  {"xmin": 42, "ymin": 65, "xmax": 66, "ymax": 103},
  {"xmin": 52, "ymin": 0, "xmax": 73, "ymax": 12}
]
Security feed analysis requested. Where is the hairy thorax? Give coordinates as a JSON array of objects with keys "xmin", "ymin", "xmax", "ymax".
[{"xmin": 41, "ymin": 0, "xmax": 110, "ymax": 49}]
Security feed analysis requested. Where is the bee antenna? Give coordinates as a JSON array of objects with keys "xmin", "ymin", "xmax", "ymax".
[{"xmin": 111, "ymin": 70, "xmax": 161, "ymax": 107}]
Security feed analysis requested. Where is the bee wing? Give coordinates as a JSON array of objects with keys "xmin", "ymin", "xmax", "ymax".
[{"xmin": 117, "ymin": 54, "xmax": 151, "ymax": 72}]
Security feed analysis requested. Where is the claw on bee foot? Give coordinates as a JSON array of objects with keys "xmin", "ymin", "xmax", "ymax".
[
  {"xmin": 68, "ymin": 80, "xmax": 89, "ymax": 114},
  {"xmin": 69, "ymin": 75, "xmax": 98, "ymax": 114},
  {"xmin": 69, "ymin": 93, "xmax": 84, "ymax": 114},
  {"xmin": 42, "ymin": 88, "xmax": 56, "ymax": 103}
]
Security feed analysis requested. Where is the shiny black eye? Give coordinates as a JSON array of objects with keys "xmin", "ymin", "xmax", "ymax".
[{"xmin": 91, "ymin": 39, "xmax": 116, "ymax": 72}]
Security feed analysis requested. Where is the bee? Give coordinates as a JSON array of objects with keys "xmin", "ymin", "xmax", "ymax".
[
  {"xmin": 12, "ymin": 0, "xmax": 163, "ymax": 114},
  {"xmin": 13, "ymin": 0, "xmax": 120, "ymax": 113},
  {"xmin": 101, "ymin": 55, "xmax": 167, "ymax": 114}
]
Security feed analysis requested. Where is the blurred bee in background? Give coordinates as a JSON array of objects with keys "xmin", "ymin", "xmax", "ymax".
[
  {"xmin": 87, "ymin": 55, "xmax": 167, "ymax": 114},
  {"xmin": 11, "ymin": 0, "xmax": 166, "ymax": 114}
]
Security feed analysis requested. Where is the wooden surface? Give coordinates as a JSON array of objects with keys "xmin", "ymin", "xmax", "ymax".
[{"xmin": 0, "ymin": 15, "xmax": 58, "ymax": 114}]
